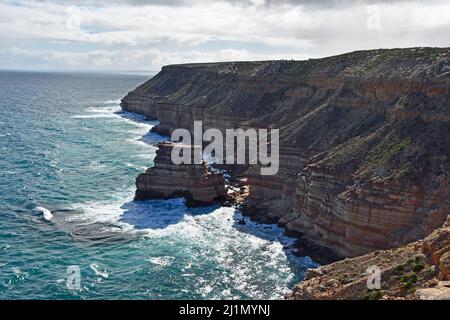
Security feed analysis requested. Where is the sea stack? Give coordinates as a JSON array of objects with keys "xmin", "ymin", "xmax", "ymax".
[{"xmin": 135, "ymin": 141, "xmax": 227, "ymax": 206}]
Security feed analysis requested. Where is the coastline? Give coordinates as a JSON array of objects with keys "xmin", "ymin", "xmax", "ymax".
[
  {"xmin": 116, "ymin": 107, "xmax": 317, "ymax": 298},
  {"xmin": 119, "ymin": 106, "xmax": 334, "ymax": 265},
  {"xmin": 120, "ymin": 48, "xmax": 450, "ymax": 299}
]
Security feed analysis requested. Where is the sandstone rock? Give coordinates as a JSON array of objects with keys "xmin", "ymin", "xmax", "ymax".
[
  {"xmin": 303, "ymin": 268, "xmax": 324, "ymax": 280},
  {"xmin": 416, "ymin": 282, "xmax": 450, "ymax": 300},
  {"xmin": 135, "ymin": 142, "xmax": 227, "ymax": 206},
  {"xmin": 288, "ymin": 220, "xmax": 450, "ymax": 300},
  {"xmin": 421, "ymin": 223, "xmax": 450, "ymax": 281}
]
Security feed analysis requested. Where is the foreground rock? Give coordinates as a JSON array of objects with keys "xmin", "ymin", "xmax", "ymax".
[
  {"xmin": 415, "ymin": 281, "xmax": 450, "ymax": 300},
  {"xmin": 286, "ymin": 216, "xmax": 450, "ymax": 300},
  {"xmin": 135, "ymin": 142, "xmax": 227, "ymax": 206}
]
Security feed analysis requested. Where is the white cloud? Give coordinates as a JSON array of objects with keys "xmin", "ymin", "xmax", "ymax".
[
  {"xmin": 0, "ymin": 1, "xmax": 318, "ymax": 48},
  {"xmin": 0, "ymin": 0, "xmax": 449, "ymax": 71},
  {"xmin": 2, "ymin": 46, "xmax": 308, "ymax": 71}
]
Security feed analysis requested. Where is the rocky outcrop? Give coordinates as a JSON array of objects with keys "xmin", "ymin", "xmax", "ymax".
[
  {"xmin": 135, "ymin": 141, "xmax": 227, "ymax": 206},
  {"xmin": 122, "ymin": 47, "xmax": 450, "ymax": 258},
  {"xmin": 286, "ymin": 216, "xmax": 450, "ymax": 300},
  {"xmin": 415, "ymin": 282, "xmax": 450, "ymax": 300},
  {"xmin": 281, "ymin": 165, "xmax": 449, "ymax": 257}
]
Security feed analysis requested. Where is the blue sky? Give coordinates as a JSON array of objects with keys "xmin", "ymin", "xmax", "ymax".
[{"xmin": 1, "ymin": 0, "xmax": 450, "ymax": 73}]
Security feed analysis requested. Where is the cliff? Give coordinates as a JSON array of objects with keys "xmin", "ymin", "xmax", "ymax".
[
  {"xmin": 122, "ymin": 47, "xmax": 450, "ymax": 259},
  {"xmin": 286, "ymin": 216, "xmax": 450, "ymax": 300},
  {"xmin": 134, "ymin": 141, "xmax": 227, "ymax": 206}
]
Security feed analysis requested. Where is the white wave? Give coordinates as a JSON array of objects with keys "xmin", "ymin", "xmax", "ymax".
[
  {"xmin": 72, "ymin": 113, "xmax": 119, "ymax": 119},
  {"xmin": 62, "ymin": 104, "xmax": 308, "ymax": 299},
  {"xmin": 2, "ymin": 171, "xmax": 18, "ymax": 175},
  {"xmin": 71, "ymin": 114, "xmax": 118, "ymax": 119},
  {"xmin": 117, "ymin": 111, "xmax": 148, "ymax": 122},
  {"xmin": 65, "ymin": 106, "xmax": 166, "ymax": 230},
  {"xmin": 122, "ymin": 122, "xmax": 166, "ymax": 146},
  {"xmin": 71, "ymin": 105, "xmax": 166, "ymax": 149},
  {"xmin": 67, "ymin": 198, "xmax": 133, "ymax": 229},
  {"xmin": 126, "ymin": 138, "xmax": 148, "ymax": 147},
  {"xmin": 12, "ymin": 268, "xmax": 29, "ymax": 280},
  {"xmin": 101, "ymin": 99, "xmax": 121, "ymax": 105},
  {"xmin": 90, "ymin": 263, "xmax": 109, "ymax": 279},
  {"xmin": 87, "ymin": 105, "xmax": 122, "ymax": 113},
  {"xmin": 35, "ymin": 206, "xmax": 53, "ymax": 221},
  {"xmin": 125, "ymin": 162, "xmax": 147, "ymax": 171},
  {"xmin": 66, "ymin": 195, "xmax": 314, "ymax": 299},
  {"xmin": 147, "ymin": 256, "xmax": 174, "ymax": 267},
  {"xmin": 71, "ymin": 105, "xmax": 122, "ymax": 119},
  {"xmin": 88, "ymin": 160, "xmax": 107, "ymax": 171}
]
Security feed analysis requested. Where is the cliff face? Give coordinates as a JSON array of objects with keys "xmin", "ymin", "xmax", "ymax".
[{"xmin": 122, "ymin": 48, "xmax": 450, "ymax": 258}]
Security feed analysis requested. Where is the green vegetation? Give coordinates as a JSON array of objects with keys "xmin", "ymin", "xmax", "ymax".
[
  {"xmin": 369, "ymin": 136, "xmax": 411, "ymax": 170},
  {"xmin": 412, "ymin": 263, "xmax": 425, "ymax": 272},
  {"xmin": 409, "ymin": 256, "xmax": 426, "ymax": 273},
  {"xmin": 400, "ymin": 274, "xmax": 418, "ymax": 290},
  {"xmin": 357, "ymin": 132, "xmax": 412, "ymax": 180},
  {"xmin": 427, "ymin": 265, "xmax": 437, "ymax": 277},
  {"xmin": 374, "ymin": 47, "xmax": 450, "ymax": 63},
  {"xmin": 284, "ymin": 48, "xmax": 450, "ymax": 77},
  {"xmin": 394, "ymin": 265, "xmax": 404, "ymax": 275},
  {"xmin": 233, "ymin": 61, "xmax": 266, "ymax": 75},
  {"xmin": 362, "ymin": 289, "xmax": 383, "ymax": 300},
  {"xmin": 338, "ymin": 274, "xmax": 350, "ymax": 284},
  {"xmin": 392, "ymin": 256, "xmax": 427, "ymax": 292},
  {"xmin": 321, "ymin": 135, "xmax": 369, "ymax": 166}
]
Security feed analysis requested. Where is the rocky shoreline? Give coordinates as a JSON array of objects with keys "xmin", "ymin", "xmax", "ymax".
[
  {"xmin": 133, "ymin": 141, "xmax": 340, "ymax": 264},
  {"xmin": 122, "ymin": 48, "xmax": 450, "ymax": 299},
  {"xmin": 134, "ymin": 141, "xmax": 228, "ymax": 207}
]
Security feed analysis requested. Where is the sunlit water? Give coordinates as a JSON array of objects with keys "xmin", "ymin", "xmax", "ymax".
[{"xmin": 0, "ymin": 71, "xmax": 316, "ymax": 299}]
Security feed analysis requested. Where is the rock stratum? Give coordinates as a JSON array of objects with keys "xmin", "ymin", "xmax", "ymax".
[
  {"xmin": 135, "ymin": 141, "xmax": 227, "ymax": 206},
  {"xmin": 122, "ymin": 48, "xmax": 450, "ymax": 298}
]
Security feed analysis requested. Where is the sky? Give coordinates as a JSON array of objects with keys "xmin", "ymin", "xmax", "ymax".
[{"xmin": 0, "ymin": 0, "xmax": 449, "ymax": 73}]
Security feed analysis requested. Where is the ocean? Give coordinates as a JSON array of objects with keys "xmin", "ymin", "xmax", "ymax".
[{"xmin": 0, "ymin": 71, "xmax": 316, "ymax": 299}]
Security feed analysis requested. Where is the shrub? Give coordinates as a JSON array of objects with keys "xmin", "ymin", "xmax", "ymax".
[
  {"xmin": 362, "ymin": 289, "xmax": 383, "ymax": 300},
  {"xmin": 412, "ymin": 263, "xmax": 425, "ymax": 273}
]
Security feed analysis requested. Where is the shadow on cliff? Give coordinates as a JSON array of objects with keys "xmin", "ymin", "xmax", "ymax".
[{"xmin": 118, "ymin": 198, "xmax": 218, "ymax": 230}]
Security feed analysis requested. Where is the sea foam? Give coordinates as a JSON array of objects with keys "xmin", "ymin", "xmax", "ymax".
[{"xmin": 35, "ymin": 206, "xmax": 53, "ymax": 221}]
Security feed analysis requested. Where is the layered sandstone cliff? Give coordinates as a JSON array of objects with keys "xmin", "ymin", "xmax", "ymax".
[
  {"xmin": 122, "ymin": 48, "xmax": 450, "ymax": 258},
  {"xmin": 135, "ymin": 141, "xmax": 227, "ymax": 206}
]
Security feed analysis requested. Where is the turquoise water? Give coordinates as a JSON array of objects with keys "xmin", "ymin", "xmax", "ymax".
[{"xmin": 0, "ymin": 71, "xmax": 316, "ymax": 299}]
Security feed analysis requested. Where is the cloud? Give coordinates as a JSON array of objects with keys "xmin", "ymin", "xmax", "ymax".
[
  {"xmin": 0, "ymin": 0, "xmax": 449, "ymax": 71},
  {"xmin": 1, "ymin": 46, "xmax": 309, "ymax": 71},
  {"xmin": 42, "ymin": 0, "xmax": 438, "ymax": 9},
  {"xmin": 0, "ymin": 1, "xmax": 320, "ymax": 48}
]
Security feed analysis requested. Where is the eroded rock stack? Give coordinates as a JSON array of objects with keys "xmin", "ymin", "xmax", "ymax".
[{"xmin": 135, "ymin": 141, "xmax": 227, "ymax": 206}]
